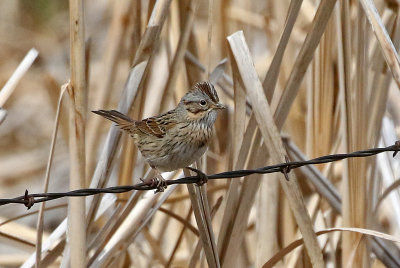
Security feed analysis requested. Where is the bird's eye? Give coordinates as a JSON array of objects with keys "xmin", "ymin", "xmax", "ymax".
[{"xmin": 199, "ymin": 100, "xmax": 207, "ymax": 106}]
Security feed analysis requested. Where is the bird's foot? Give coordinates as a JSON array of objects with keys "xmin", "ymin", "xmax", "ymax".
[
  {"xmin": 140, "ymin": 177, "xmax": 167, "ymax": 193},
  {"xmin": 186, "ymin": 167, "xmax": 208, "ymax": 186},
  {"xmin": 154, "ymin": 176, "xmax": 168, "ymax": 193}
]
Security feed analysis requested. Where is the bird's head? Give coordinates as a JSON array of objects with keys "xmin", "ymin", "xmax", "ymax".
[{"xmin": 179, "ymin": 82, "xmax": 225, "ymax": 124}]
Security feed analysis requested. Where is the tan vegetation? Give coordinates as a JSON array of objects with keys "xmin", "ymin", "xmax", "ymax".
[{"xmin": 1, "ymin": 0, "xmax": 400, "ymax": 267}]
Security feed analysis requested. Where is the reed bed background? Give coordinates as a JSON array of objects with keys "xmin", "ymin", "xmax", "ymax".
[{"xmin": 1, "ymin": 0, "xmax": 400, "ymax": 267}]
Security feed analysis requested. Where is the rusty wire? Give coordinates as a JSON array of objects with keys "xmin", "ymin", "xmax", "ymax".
[{"xmin": 1, "ymin": 141, "xmax": 399, "ymax": 209}]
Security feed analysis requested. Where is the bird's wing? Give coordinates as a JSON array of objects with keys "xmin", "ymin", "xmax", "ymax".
[
  {"xmin": 135, "ymin": 112, "xmax": 179, "ymax": 138},
  {"xmin": 135, "ymin": 117, "xmax": 166, "ymax": 138}
]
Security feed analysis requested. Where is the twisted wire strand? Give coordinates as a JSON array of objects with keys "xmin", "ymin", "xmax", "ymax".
[{"xmin": 1, "ymin": 141, "xmax": 399, "ymax": 209}]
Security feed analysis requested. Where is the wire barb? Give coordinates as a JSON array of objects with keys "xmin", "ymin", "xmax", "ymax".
[
  {"xmin": 185, "ymin": 167, "xmax": 208, "ymax": 186},
  {"xmin": 393, "ymin": 140, "xmax": 400, "ymax": 157},
  {"xmin": 1, "ymin": 141, "xmax": 400, "ymax": 209},
  {"xmin": 281, "ymin": 156, "xmax": 291, "ymax": 181},
  {"xmin": 24, "ymin": 190, "xmax": 35, "ymax": 210}
]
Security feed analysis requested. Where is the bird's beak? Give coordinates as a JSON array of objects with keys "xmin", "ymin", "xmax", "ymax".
[{"xmin": 214, "ymin": 102, "xmax": 226, "ymax": 110}]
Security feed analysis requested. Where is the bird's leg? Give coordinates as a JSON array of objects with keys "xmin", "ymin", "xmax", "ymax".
[
  {"xmin": 185, "ymin": 167, "xmax": 208, "ymax": 186},
  {"xmin": 152, "ymin": 168, "xmax": 168, "ymax": 193}
]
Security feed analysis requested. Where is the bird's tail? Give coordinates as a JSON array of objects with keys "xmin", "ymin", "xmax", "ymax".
[{"xmin": 92, "ymin": 109, "xmax": 135, "ymax": 132}]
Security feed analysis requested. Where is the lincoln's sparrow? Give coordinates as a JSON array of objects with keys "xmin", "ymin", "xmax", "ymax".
[{"xmin": 93, "ymin": 82, "xmax": 225, "ymax": 191}]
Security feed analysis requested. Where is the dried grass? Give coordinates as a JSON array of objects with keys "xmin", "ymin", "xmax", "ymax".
[{"xmin": 1, "ymin": 0, "xmax": 400, "ymax": 267}]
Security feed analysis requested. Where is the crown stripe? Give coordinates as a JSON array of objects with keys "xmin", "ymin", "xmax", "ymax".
[{"xmin": 194, "ymin": 82, "xmax": 219, "ymax": 103}]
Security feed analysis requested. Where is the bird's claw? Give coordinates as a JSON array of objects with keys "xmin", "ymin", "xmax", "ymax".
[
  {"xmin": 186, "ymin": 167, "xmax": 208, "ymax": 186},
  {"xmin": 140, "ymin": 177, "xmax": 167, "ymax": 193},
  {"xmin": 154, "ymin": 177, "xmax": 168, "ymax": 193}
]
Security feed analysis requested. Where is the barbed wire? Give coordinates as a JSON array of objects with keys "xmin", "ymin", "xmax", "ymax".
[{"xmin": 2, "ymin": 141, "xmax": 399, "ymax": 209}]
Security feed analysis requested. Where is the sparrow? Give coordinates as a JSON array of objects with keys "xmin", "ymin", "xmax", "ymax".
[{"xmin": 93, "ymin": 81, "xmax": 225, "ymax": 191}]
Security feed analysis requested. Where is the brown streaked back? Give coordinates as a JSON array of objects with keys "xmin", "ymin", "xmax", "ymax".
[{"xmin": 134, "ymin": 117, "xmax": 166, "ymax": 138}]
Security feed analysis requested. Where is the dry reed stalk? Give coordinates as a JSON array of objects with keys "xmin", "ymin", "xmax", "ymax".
[
  {"xmin": 231, "ymin": 62, "xmax": 246, "ymax": 168},
  {"xmin": 86, "ymin": 0, "xmax": 135, "ymax": 182},
  {"xmin": 214, "ymin": 70, "xmax": 246, "ymax": 264},
  {"xmin": 152, "ymin": 189, "xmax": 181, "ymax": 265},
  {"xmin": 221, "ymin": 133, "xmax": 268, "ymax": 268},
  {"xmin": 360, "ymin": 0, "xmax": 400, "ymax": 90},
  {"xmin": 128, "ymin": 0, "xmax": 142, "ymax": 64},
  {"xmin": 117, "ymin": 136, "xmax": 136, "ymax": 197},
  {"xmin": 117, "ymin": 1, "xmax": 167, "ymax": 192},
  {"xmin": 0, "ymin": 218, "xmax": 47, "ymax": 249},
  {"xmin": 274, "ymin": 0, "xmax": 337, "ymax": 129},
  {"xmin": 0, "ymin": 231, "xmax": 35, "ymax": 251},
  {"xmin": 255, "ymin": 172, "xmax": 280, "ymax": 266},
  {"xmin": 0, "ymin": 255, "xmax": 38, "ymax": 267},
  {"xmin": 117, "ymin": 75, "xmax": 148, "ymax": 198},
  {"xmin": 310, "ymin": 16, "xmax": 335, "ymax": 159},
  {"xmin": 81, "ymin": 0, "xmax": 173, "ymax": 258},
  {"xmin": 228, "ymin": 31, "xmax": 324, "ymax": 267},
  {"xmin": 88, "ymin": 184, "xmax": 176, "ymax": 267},
  {"xmin": 216, "ymin": 32, "xmax": 267, "ymax": 265},
  {"xmin": 84, "ymin": 0, "xmax": 172, "ymax": 220},
  {"xmin": 87, "ymin": 203, "xmax": 123, "ymax": 253},
  {"xmin": 85, "ymin": 0, "xmax": 174, "ymax": 232},
  {"xmin": 188, "ymin": 195, "xmax": 223, "ymax": 267},
  {"xmin": 286, "ymin": 138, "xmax": 400, "ymax": 266},
  {"xmin": 67, "ymin": 0, "xmax": 87, "ymax": 266},
  {"xmin": 3, "ymin": 1, "xmax": 400, "ymax": 267},
  {"xmin": 43, "ymin": 75, "xmax": 70, "ymax": 142},
  {"xmin": 262, "ymin": 10, "xmax": 306, "ymax": 241},
  {"xmin": 0, "ymin": 204, "xmax": 66, "ymax": 228},
  {"xmin": 165, "ymin": 206, "xmax": 193, "ymax": 267},
  {"xmin": 184, "ymin": 168, "xmax": 220, "ymax": 268},
  {"xmin": 159, "ymin": 0, "xmax": 200, "ymax": 112},
  {"xmin": 366, "ymin": 8, "xmax": 400, "ymax": 145},
  {"xmin": 285, "ymin": 195, "xmax": 322, "ymax": 267},
  {"xmin": 117, "ymin": 78, "xmax": 150, "ymax": 194},
  {"xmin": 142, "ymin": 226, "xmax": 168, "ymax": 266},
  {"xmin": 35, "ymin": 84, "xmax": 67, "ymax": 267},
  {"xmin": 132, "ymin": 0, "xmax": 173, "ymax": 66},
  {"xmin": 217, "ymin": 116, "xmax": 257, "ymax": 262},
  {"xmin": 91, "ymin": 179, "xmax": 179, "ymax": 267},
  {"xmin": 165, "ymin": 2, "xmax": 177, "ymax": 65},
  {"xmin": 264, "ymin": 227, "xmax": 400, "ymax": 267},
  {"xmin": 87, "ymin": 193, "xmax": 138, "ymax": 266},
  {"xmin": 340, "ymin": 2, "xmax": 369, "ymax": 266},
  {"xmin": 185, "ymin": 37, "xmax": 203, "ymax": 86},
  {"xmin": 263, "ymin": 0, "xmax": 303, "ymax": 102},
  {"xmin": 110, "ymin": 0, "xmax": 173, "ymax": 201},
  {"xmin": 21, "ymin": 219, "xmax": 68, "ymax": 267},
  {"xmin": 207, "ymin": 0, "xmax": 214, "ymax": 76},
  {"xmin": 0, "ymin": 108, "xmax": 6, "ymax": 125},
  {"xmin": 336, "ymin": 2, "xmax": 353, "ymax": 263},
  {"xmin": 86, "ymin": 62, "xmax": 146, "ymax": 224},
  {"xmin": 162, "ymin": 183, "xmax": 226, "ymax": 203},
  {"xmin": 0, "ymin": 48, "xmax": 38, "ymax": 108},
  {"xmin": 286, "ymin": 139, "xmax": 342, "ymax": 212},
  {"xmin": 156, "ymin": 206, "xmax": 199, "ymax": 235}
]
